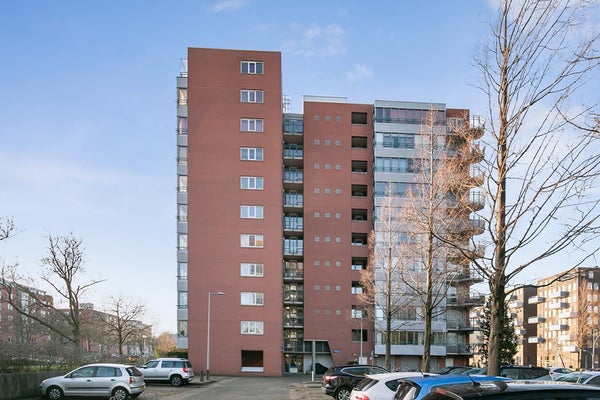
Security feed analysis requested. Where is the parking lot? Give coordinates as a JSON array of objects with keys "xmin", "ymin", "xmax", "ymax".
[{"xmin": 137, "ymin": 376, "xmax": 326, "ymax": 400}]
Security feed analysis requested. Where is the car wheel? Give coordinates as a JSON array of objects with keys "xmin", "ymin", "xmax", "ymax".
[
  {"xmin": 111, "ymin": 387, "xmax": 129, "ymax": 400},
  {"xmin": 46, "ymin": 386, "xmax": 64, "ymax": 400},
  {"xmin": 335, "ymin": 386, "xmax": 351, "ymax": 400},
  {"xmin": 170, "ymin": 375, "xmax": 183, "ymax": 387}
]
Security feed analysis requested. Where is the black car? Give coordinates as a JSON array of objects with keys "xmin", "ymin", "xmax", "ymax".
[
  {"xmin": 471, "ymin": 365, "xmax": 549, "ymax": 379},
  {"xmin": 420, "ymin": 380, "xmax": 600, "ymax": 400},
  {"xmin": 322, "ymin": 364, "xmax": 388, "ymax": 400}
]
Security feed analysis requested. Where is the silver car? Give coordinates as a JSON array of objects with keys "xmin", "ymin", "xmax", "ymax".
[{"xmin": 39, "ymin": 363, "xmax": 145, "ymax": 400}]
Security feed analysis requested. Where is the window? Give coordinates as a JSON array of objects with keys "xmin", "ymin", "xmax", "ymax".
[
  {"xmin": 178, "ymin": 262, "xmax": 188, "ymax": 279},
  {"xmin": 241, "ymin": 89, "xmax": 264, "ymax": 103},
  {"xmin": 240, "ymin": 118, "xmax": 264, "ymax": 132},
  {"xmin": 241, "ymin": 263, "xmax": 264, "ymax": 277},
  {"xmin": 241, "ymin": 61, "xmax": 263, "ymax": 74},
  {"xmin": 241, "ymin": 234, "xmax": 264, "ymax": 248},
  {"xmin": 178, "ymin": 291, "xmax": 188, "ymax": 308},
  {"xmin": 241, "ymin": 321, "xmax": 264, "ymax": 335},
  {"xmin": 241, "ymin": 147, "xmax": 263, "ymax": 161},
  {"xmin": 241, "ymin": 292, "xmax": 264, "ymax": 306},
  {"xmin": 178, "ymin": 320, "xmax": 188, "ymax": 337},
  {"xmin": 178, "ymin": 175, "xmax": 188, "ymax": 192},
  {"xmin": 178, "ymin": 234, "xmax": 188, "ymax": 250},
  {"xmin": 178, "ymin": 204, "xmax": 187, "ymax": 221},
  {"xmin": 240, "ymin": 176, "xmax": 263, "ymax": 190},
  {"xmin": 240, "ymin": 205, "xmax": 264, "ymax": 219}
]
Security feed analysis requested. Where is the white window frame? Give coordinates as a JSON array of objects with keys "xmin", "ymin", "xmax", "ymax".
[
  {"xmin": 240, "ymin": 205, "xmax": 264, "ymax": 219},
  {"xmin": 241, "ymin": 320, "xmax": 264, "ymax": 335},
  {"xmin": 241, "ymin": 292, "xmax": 264, "ymax": 306},
  {"xmin": 241, "ymin": 234, "xmax": 264, "ymax": 248},
  {"xmin": 240, "ymin": 176, "xmax": 264, "ymax": 190},
  {"xmin": 240, "ymin": 118, "xmax": 264, "ymax": 132},
  {"xmin": 240, "ymin": 147, "xmax": 264, "ymax": 161},
  {"xmin": 240, "ymin": 61, "xmax": 264, "ymax": 74},
  {"xmin": 240, "ymin": 263, "xmax": 264, "ymax": 277},
  {"xmin": 240, "ymin": 89, "xmax": 264, "ymax": 103}
]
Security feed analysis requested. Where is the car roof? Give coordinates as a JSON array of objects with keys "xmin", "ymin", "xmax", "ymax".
[
  {"xmin": 365, "ymin": 371, "xmax": 437, "ymax": 381},
  {"xmin": 426, "ymin": 379, "xmax": 600, "ymax": 399},
  {"xmin": 81, "ymin": 363, "xmax": 132, "ymax": 368},
  {"xmin": 398, "ymin": 374, "xmax": 510, "ymax": 386}
]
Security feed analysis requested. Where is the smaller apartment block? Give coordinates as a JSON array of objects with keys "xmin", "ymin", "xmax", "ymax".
[{"xmin": 503, "ymin": 267, "xmax": 600, "ymax": 369}]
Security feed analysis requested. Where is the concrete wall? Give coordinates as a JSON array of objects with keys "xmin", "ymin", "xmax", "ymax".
[{"xmin": 0, "ymin": 370, "xmax": 68, "ymax": 400}]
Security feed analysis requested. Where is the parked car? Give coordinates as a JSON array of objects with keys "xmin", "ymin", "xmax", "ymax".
[
  {"xmin": 39, "ymin": 363, "xmax": 145, "ymax": 400},
  {"xmin": 468, "ymin": 365, "xmax": 549, "ymax": 379},
  {"xmin": 322, "ymin": 364, "xmax": 388, "ymax": 400},
  {"xmin": 351, "ymin": 371, "xmax": 437, "ymax": 400},
  {"xmin": 393, "ymin": 374, "xmax": 510, "ymax": 400},
  {"xmin": 140, "ymin": 357, "xmax": 194, "ymax": 387},
  {"xmin": 555, "ymin": 370, "xmax": 600, "ymax": 385},
  {"xmin": 420, "ymin": 379, "xmax": 600, "ymax": 400},
  {"xmin": 546, "ymin": 366, "xmax": 575, "ymax": 379}
]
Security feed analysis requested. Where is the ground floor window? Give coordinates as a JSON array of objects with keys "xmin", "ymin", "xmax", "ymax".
[{"xmin": 241, "ymin": 350, "xmax": 263, "ymax": 372}]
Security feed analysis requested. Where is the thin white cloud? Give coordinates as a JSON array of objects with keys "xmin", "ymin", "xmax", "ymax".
[
  {"xmin": 283, "ymin": 23, "xmax": 346, "ymax": 57},
  {"xmin": 346, "ymin": 64, "xmax": 373, "ymax": 82},
  {"xmin": 211, "ymin": 0, "xmax": 248, "ymax": 13}
]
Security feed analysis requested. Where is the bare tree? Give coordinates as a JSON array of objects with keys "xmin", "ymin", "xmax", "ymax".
[
  {"xmin": 100, "ymin": 293, "xmax": 148, "ymax": 356},
  {"xmin": 395, "ymin": 109, "xmax": 454, "ymax": 371},
  {"xmin": 0, "ymin": 217, "xmax": 15, "ymax": 241},
  {"xmin": 0, "ymin": 234, "xmax": 105, "ymax": 363},
  {"xmin": 362, "ymin": 187, "xmax": 413, "ymax": 371},
  {"xmin": 474, "ymin": 0, "xmax": 600, "ymax": 375}
]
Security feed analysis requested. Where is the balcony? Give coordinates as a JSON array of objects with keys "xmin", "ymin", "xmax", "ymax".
[
  {"xmin": 283, "ymin": 289, "xmax": 304, "ymax": 305},
  {"xmin": 549, "ymin": 290, "xmax": 569, "ymax": 299},
  {"xmin": 508, "ymin": 300, "xmax": 523, "ymax": 309},
  {"xmin": 283, "ymin": 192, "xmax": 303, "ymax": 209},
  {"xmin": 284, "ymin": 216, "xmax": 303, "ymax": 232},
  {"xmin": 447, "ymin": 271, "xmax": 484, "ymax": 285},
  {"xmin": 515, "ymin": 328, "xmax": 527, "ymax": 335},
  {"xmin": 283, "ymin": 316, "xmax": 304, "ymax": 328},
  {"xmin": 284, "ymin": 169, "xmax": 303, "ymax": 183},
  {"xmin": 549, "ymin": 301, "xmax": 568, "ymax": 309},
  {"xmin": 446, "ymin": 343, "xmax": 473, "ymax": 355},
  {"xmin": 558, "ymin": 311, "xmax": 577, "ymax": 319},
  {"xmin": 528, "ymin": 316, "xmax": 545, "ymax": 324},
  {"xmin": 284, "ymin": 239, "xmax": 303, "ymax": 256},
  {"xmin": 549, "ymin": 324, "xmax": 568, "ymax": 331},
  {"xmin": 528, "ymin": 296, "xmax": 545, "ymax": 304},
  {"xmin": 283, "ymin": 261, "xmax": 303, "ymax": 281},
  {"xmin": 528, "ymin": 336, "xmax": 545, "ymax": 344}
]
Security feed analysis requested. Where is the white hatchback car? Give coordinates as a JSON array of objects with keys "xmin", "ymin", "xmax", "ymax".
[
  {"xmin": 39, "ymin": 363, "xmax": 145, "ymax": 400},
  {"xmin": 351, "ymin": 372, "xmax": 437, "ymax": 400}
]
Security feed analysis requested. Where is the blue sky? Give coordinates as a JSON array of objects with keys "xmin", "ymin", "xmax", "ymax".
[{"xmin": 2, "ymin": 0, "xmax": 591, "ymax": 334}]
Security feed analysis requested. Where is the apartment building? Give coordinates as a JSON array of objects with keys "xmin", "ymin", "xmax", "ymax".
[
  {"xmin": 176, "ymin": 47, "xmax": 484, "ymax": 376},
  {"xmin": 531, "ymin": 267, "xmax": 600, "ymax": 369}
]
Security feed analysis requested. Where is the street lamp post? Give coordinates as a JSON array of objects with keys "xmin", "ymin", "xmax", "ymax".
[
  {"xmin": 592, "ymin": 330, "xmax": 600, "ymax": 370},
  {"xmin": 207, "ymin": 291, "xmax": 225, "ymax": 379}
]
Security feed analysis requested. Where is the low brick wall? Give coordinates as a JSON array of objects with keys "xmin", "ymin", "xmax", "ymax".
[{"xmin": 0, "ymin": 370, "xmax": 68, "ymax": 400}]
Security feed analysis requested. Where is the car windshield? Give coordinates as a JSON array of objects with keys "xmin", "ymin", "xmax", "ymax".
[
  {"xmin": 557, "ymin": 373, "xmax": 593, "ymax": 383},
  {"xmin": 355, "ymin": 377, "xmax": 377, "ymax": 390},
  {"xmin": 395, "ymin": 382, "xmax": 418, "ymax": 400}
]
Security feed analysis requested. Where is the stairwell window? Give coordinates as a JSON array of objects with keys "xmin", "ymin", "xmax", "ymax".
[
  {"xmin": 241, "ymin": 89, "xmax": 264, "ymax": 103},
  {"xmin": 241, "ymin": 118, "xmax": 264, "ymax": 132},
  {"xmin": 241, "ymin": 234, "xmax": 264, "ymax": 248},
  {"xmin": 241, "ymin": 292, "xmax": 264, "ymax": 306},
  {"xmin": 241, "ymin": 61, "xmax": 264, "ymax": 74},
  {"xmin": 241, "ymin": 147, "xmax": 264, "ymax": 161},
  {"xmin": 240, "ymin": 176, "xmax": 263, "ymax": 190},
  {"xmin": 240, "ymin": 205, "xmax": 264, "ymax": 219},
  {"xmin": 241, "ymin": 321, "xmax": 264, "ymax": 335}
]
